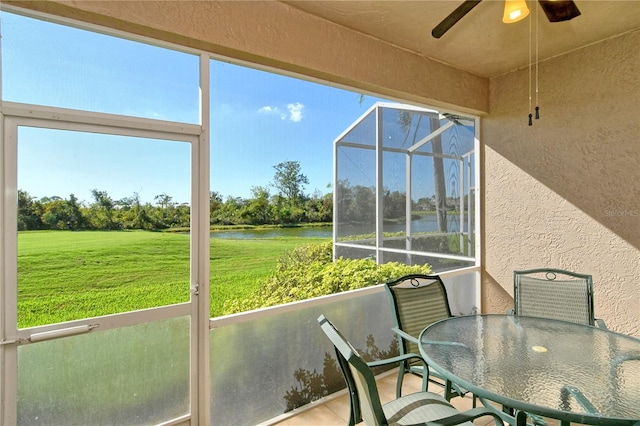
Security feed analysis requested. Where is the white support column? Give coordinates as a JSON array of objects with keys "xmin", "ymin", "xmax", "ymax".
[
  {"xmin": 375, "ymin": 106, "xmax": 384, "ymax": 264},
  {"xmin": 332, "ymin": 131, "xmax": 338, "ymax": 262},
  {"xmin": 466, "ymin": 153, "xmax": 473, "ymax": 256},
  {"xmin": 406, "ymin": 152, "xmax": 412, "ymax": 256},
  {"xmin": 459, "ymin": 156, "xmax": 464, "ymax": 254},
  {"xmin": 474, "ymin": 121, "xmax": 482, "ymax": 311},
  {"xmin": 1, "ymin": 115, "xmax": 19, "ymax": 426},
  {"xmin": 191, "ymin": 53, "xmax": 211, "ymax": 425}
]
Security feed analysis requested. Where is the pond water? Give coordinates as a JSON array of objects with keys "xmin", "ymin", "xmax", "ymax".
[
  {"xmin": 211, "ymin": 227, "xmax": 332, "ymax": 239},
  {"xmin": 210, "ymin": 214, "xmax": 464, "ymax": 239}
]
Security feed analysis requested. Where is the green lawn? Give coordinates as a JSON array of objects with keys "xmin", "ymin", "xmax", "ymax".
[
  {"xmin": 209, "ymin": 237, "xmax": 326, "ymax": 316},
  {"xmin": 17, "ymin": 230, "xmax": 327, "ymax": 328}
]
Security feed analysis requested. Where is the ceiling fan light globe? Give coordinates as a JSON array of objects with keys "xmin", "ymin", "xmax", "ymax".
[{"xmin": 503, "ymin": 0, "xmax": 530, "ymax": 23}]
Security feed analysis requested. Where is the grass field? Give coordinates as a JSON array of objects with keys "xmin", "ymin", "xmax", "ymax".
[{"xmin": 17, "ymin": 230, "xmax": 328, "ymax": 328}]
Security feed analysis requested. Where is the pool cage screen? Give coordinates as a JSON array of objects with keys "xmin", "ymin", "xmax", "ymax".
[{"xmin": 333, "ymin": 102, "xmax": 479, "ymax": 272}]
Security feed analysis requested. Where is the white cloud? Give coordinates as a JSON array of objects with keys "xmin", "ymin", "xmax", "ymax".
[
  {"xmin": 287, "ymin": 102, "xmax": 304, "ymax": 122},
  {"xmin": 258, "ymin": 103, "xmax": 304, "ymax": 122},
  {"xmin": 258, "ymin": 105, "xmax": 280, "ymax": 115}
]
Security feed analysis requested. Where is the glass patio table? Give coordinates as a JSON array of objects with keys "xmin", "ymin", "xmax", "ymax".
[{"xmin": 419, "ymin": 314, "xmax": 640, "ymax": 426}]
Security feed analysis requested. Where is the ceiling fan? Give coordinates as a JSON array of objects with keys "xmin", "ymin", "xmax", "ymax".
[{"xmin": 432, "ymin": 0, "xmax": 581, "ymax": 38}]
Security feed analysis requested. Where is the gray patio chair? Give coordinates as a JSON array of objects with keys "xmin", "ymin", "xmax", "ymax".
[
  {"xmin": 509, "ymin": 268, "xmax": 607, "ymax": 426},
  {"xmin": 317, "ymin": 314, "xmax": 505, "ymax": 426},
  {"xmin": 512, "ymin": 268, "xmax": 607, "ymax": 328},
  {"xmin": 384, "ymin": 274, "xmax": 469, "ymax": 401}
]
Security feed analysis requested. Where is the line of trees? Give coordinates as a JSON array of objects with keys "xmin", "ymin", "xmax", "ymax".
[
  {"xmin": 210, "ymin": 161, "xmax": 332, "ymax": 226},
  {"xmin": 17, "ymin": 161, "xmax": 333, "ymax": 231},
  {"xmin": 17, "ymin": 189, "xmax": 192, "ymax": 231},
  {"xmin": 17, "ymin": 158, "xmax": 459, "ymax": 232}
]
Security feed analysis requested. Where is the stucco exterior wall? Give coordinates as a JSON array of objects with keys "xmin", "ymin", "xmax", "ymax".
[
  {"xmin": 483, "ymin": 30, "xmax": 640, "ymax": 337},
  {"xmin": 5, "ymin": 0, "xmax": 488, "ymax": 115}
]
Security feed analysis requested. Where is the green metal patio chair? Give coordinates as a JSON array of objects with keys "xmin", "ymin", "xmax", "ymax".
[
  {"xmin": 384, "ymin": 274, "xmax": 468, "ymax": 401},
  {"xmin": 317, "ymin": 315, "xmax": 505, "ymax": 426},
  {"xmin": 512, "ymin": 268, "xmax": 607, "ymax": 328}
]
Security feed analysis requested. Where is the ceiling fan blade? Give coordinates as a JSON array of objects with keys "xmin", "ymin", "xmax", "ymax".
[
  {"xmin": 538, "ymin": 0, "xmax": 581, "ymax": 22},
  {"xmin": 432, "ymin": 0, "xmax": 483, "ymax": 39}
]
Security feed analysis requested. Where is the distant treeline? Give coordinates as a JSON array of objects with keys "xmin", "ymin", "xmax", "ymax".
[
  {"xmin": 18, "ymin": 183, "xmax": 448, "ymax": 232},
  {"xmin": 18, "ymin": 189, "xmax": 190, "ymax": 231},
  {"xmin": 17, "ymin": 161, "xmax": 333, "ymax": 231},
  {"xmin": 16, "ymin": 188, "xmax": 335, "ymax": 231},
  {"xmin": 17, "ymin": 160, "xmax": 455, "ymax": 231}
]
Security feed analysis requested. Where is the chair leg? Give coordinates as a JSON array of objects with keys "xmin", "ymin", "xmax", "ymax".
[
  {"xmin": 444, "ymin": 379, "xmax": 454, "ymax": 402},
  {"xmin": 420, "ymin": 370, "xmax": 429, "ymax": 394},
  {"xmin": 396, "ymin": 363, "xmax": 406, "ymax": 398},
  {"xmin": 347, "ymin": 407, "xmax": 356, "ymax": 426},
  {"xmin": 515, "ymin": 410, "xmax": 527, "ymax": 426}
]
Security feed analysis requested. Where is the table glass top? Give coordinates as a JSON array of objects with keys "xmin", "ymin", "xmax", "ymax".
[{"xmin": 420, "ymin": 315, "xmax": 640, "ymax": 421}]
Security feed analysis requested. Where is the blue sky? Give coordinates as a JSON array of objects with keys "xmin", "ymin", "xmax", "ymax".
[
  {"xmin": 210, "ymin": 61, "xmax": 387, "ymax": 200},
  {"xmin": 2, "ymin": 10, "xmax": 389, "ymax": 205}
]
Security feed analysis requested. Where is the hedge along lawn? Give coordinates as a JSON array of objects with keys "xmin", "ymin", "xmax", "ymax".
[
  {"xmin": 17, "ymin": 230, "xmax": 327, "ymax": 328},
  {"xmin": 208, "ymin": 237, "xmax": 328, "ymax": 316}
]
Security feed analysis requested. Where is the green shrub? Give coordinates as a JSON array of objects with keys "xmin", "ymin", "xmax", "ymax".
[{"xmin": 222, "ymin": 241, "xmax": 431, "ymax": 314}]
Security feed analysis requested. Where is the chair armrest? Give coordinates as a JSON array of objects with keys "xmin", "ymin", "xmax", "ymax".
[
  {"xmin": 392, "ymin": 326, "xmax": 419, "ymax": 344},
  {"xmin": 367, "ymin": 352, "xmax": 426, "ymax": 369}
]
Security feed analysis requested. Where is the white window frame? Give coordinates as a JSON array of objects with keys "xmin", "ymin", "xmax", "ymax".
[{"xmin": 0, "ymin": 51, "xmax": 210, "ymax": 424}]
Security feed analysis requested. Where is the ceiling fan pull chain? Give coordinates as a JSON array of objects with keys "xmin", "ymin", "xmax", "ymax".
[
  {"xmin": 535, "ymin": 0, "xmax": 540, "ymax": 120},
  {"xmin": 528, "ymin": 0, "xmax": 533, "ymax": 126}
]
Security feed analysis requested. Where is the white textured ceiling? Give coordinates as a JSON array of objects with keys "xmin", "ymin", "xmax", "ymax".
[{"xmin": 281, "ymin": 0, "xmax": 640, "ymax": 78}]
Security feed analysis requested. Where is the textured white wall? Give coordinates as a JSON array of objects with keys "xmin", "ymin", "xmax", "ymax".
[{"xmin": 483, "ymin": 30, "xmax": 640, "ymax": 337}]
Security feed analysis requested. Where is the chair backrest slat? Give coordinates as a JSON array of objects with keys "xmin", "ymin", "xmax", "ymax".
[
  {"xmin": 514, "ymin": 268, "xmax": 595, "ymax": 325},
  {"xmin": 386, "ymin": 274, "xmax": 452, "ymax": 356}
]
